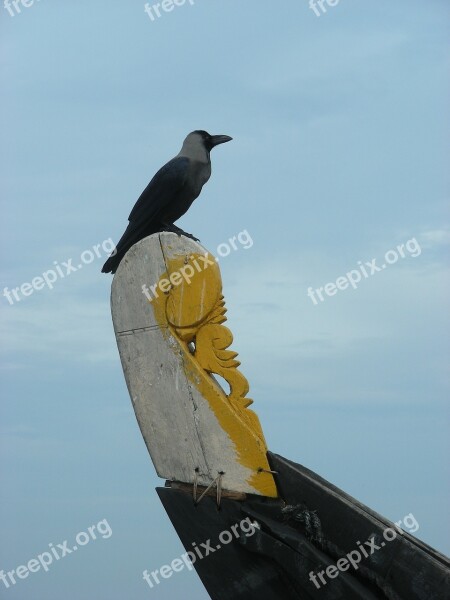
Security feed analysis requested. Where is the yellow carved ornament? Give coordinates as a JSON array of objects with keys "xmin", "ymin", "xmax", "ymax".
[{"xmin": 150, "ymin": 250, "xmax": 277, "ymax": 497}]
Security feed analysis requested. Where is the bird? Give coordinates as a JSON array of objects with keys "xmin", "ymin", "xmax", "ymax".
[{"xmin": 101, "ymin": 130, "xmax": 232, "ymax": 274}]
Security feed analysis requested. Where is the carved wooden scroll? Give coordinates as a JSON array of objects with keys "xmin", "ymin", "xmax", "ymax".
[{"xmin": 111, "ymin": 232, "xmax": 277, "ymax": 497}]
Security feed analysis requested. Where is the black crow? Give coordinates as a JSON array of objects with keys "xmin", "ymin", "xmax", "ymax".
[{"xmin": 102, "ymin": 130, "xmax": 232, "ymax": 274}]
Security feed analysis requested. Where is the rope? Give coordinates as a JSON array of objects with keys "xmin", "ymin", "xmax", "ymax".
[
  {"xmin": 193, "ymin": 468, "xmax": 199, "ymax": 502},
  {"xmin": 282, "ymin": 503, "xmax": 323, "ymax": 545},
  {"xmin": 282, "ymin": 503, "xmax": 398, "ymax": 599},
  {"xmin": 216, "ymin": 472, "xmax": 224, "ymax": 507},
  {"xmin": 194, "ymin": 472, "xmax": 225, "ymax": 506}
]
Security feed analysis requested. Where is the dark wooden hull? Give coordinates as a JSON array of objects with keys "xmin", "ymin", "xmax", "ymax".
[{"xmin": 158, "ymin": 452, "xmax": 450, "ymax": 600}]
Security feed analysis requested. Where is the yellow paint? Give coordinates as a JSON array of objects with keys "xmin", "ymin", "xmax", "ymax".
[{"xmin": 150, "ymin": 251, "xmax": 278, "ymax": 497}]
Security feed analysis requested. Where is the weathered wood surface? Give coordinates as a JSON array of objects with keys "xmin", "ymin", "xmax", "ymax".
[{"xmin": 111, "ymin": 232, "xmax": 277, "ymax": 496}]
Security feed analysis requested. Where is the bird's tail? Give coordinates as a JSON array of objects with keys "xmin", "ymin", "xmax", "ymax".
[
  {"xmin": 101, "ymin": 222, "xmax": 135, "ymax": 274},
  {"xmin": 101, "ymin": 221, "xmax": 160, "ymax": 274},
  {"xmin": 101, "ymin": 252, "xmax": 123, "ymax": 274}
]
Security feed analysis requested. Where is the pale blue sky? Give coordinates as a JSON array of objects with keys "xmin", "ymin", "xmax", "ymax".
[{"xmin": 1, "ymin": 1, "xmax": 449, "ymax": 598}]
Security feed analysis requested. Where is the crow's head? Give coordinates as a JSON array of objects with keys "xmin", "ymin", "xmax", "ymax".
[{"xmin": 188, "ymin": 130, "xmax": 233, "ymax": 151}]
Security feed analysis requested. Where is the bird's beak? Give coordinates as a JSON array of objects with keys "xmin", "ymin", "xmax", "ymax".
[{"xmin": 210, "ymin": 134, "xmax": 233, "ymax": 148}]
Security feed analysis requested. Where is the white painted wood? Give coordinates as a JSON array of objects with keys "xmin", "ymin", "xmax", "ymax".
[{"xmin": 111, "ymin": 233, "xmax": 266, "ymax": 495}]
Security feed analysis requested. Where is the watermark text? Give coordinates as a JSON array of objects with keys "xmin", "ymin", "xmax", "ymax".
[
  {"xmin": 0, "ymin": 518, "xmax": 112, "ymax": 590},
  {"xmin": 3, "ymin": 238, "xmax": 116, "ymax": 306},
  {"xmin": 143, "ymin": 517, "xmax": 258, "ymax": 589},
  {"xmin": 144, "ymin": 0, "xmax": 194, "ymax": 22},
  {"xmin": 307, "ymin": 237, "xmax": 421, "ymax": 305},
  {"xmin": 309, "ymin": 513, "xmax": 419, "ymax": 589}
]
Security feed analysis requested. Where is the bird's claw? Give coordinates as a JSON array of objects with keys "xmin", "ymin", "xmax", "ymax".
[
  {"xmin": 182, "ymin": 232, "xmax": 200, "ymax": 242},
  {"xmin": 162, "ymin": 224, "xmax": 199, "ymax": 242}
]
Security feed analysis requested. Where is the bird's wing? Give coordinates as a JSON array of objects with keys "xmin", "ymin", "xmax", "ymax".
[{"xmin": 128, "ymin": 156, "xmax": 190, "ymax": 223}]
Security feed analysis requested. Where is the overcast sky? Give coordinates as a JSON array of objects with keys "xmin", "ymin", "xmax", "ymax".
[{"xmin": 1, "ymin": 1, "xmax": 449, "ymax": 598}]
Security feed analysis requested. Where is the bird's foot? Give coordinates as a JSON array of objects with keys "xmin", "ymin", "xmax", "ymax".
[
  {"xmin": 181, "ymin": 231, "xmax": 200, "ymax": 242},
  {"xmin": 162, "ymin": 223, "xmax": 200, "ymax": 242}
]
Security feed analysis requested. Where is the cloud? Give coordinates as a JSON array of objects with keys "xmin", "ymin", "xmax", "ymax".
[{"xmin": 419, "ymin": 227, "xmax": 450, "ymax": 247}]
